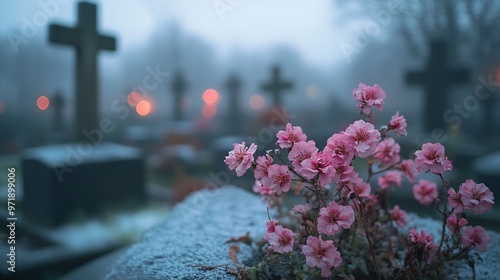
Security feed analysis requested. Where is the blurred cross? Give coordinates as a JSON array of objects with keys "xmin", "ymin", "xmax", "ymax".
[
  {"xmin": 48, "ymin": 2, "xmax": 116, "ymax": 142},
  {"xmin": 52, "ymin": 91, "xmax": 64, "ymax": 131},
  {"xmin": 171, "ymin": 71, "xmax": 187, "ymax": 121},
  {"xmin": 225, "ymin": 73, "xmax": 242, "ymax": 133},
  {"xmin": 406, "ymin": 40, "xmax": 469, "ymax": 132},
  {"xmin": 261, "ymin": 65, "xmax": 293, "ymax": 107}
]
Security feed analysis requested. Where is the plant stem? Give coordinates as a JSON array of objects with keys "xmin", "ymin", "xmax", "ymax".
[
  {"xmin": 358, "ymin": 199, "xmax": 382, "ymax": 280},
  {"xmin": 437, "ymin": 174, "xmax": 449, "ymax": 254}
]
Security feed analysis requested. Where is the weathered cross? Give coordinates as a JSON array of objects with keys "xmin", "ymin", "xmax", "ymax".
[
  {"xmin": 171, "ymin": 70, "xmax": 187, "ymax": 121},
  {"xmin": 225, "ymin": 73, "xmax": 242, "ymax": 133},
  {"xmin": 49, "ymin": 2, "xmax": 116, "ymax": 142},
  {"xmin": 261, "ymin": 65, "xmax": 293, "ymax": 107},
  {"xmin": 405, "ymin": 40, "xmax": 469, "ymax": 132},
  {"xmin": 52, "ymin": 90, "xmax": 64, "ymax": 131}
]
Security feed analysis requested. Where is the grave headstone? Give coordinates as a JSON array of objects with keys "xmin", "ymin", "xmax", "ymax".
[
  {"xmin": 171, "ymin": 70, "xmax": 187, "ymax": 121},
  {"xmin": 405, "ymin": 40, "xmax": 469, "ymax": 132},
  {"xmin": 52, "ymin": 90, "xmax": 64, "ymax": 131},
  {"xmin": 261, "ymin": 65, "xmax": 293, "ymax": 107},
  {"xmin": 49, "ymin": 1, "xmax": 116, "ymax": 142},
  {"xmin": 225, "ymin": 73, "xmax": 242, "ymax": 134},
  {"xmin": 22, "ymin": 143, "xmax": 146, "ymax": 226}
]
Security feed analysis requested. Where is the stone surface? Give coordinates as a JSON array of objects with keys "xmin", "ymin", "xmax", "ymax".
[
  {"xmin": 105, "ymin": 186, "xmax": 267, "ymax": 280},
  {"xmin": 105, "ymin": 187, "xmax": 500, "ymax": 279},
  {"xmin": 22, "ymin": 143, "xmax": 145, "ymax": 226}
]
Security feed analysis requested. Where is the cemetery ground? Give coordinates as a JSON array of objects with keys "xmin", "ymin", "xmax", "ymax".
[{"xmin": 1, "ymin": 134, "xmax": 498, "ymax": 279}]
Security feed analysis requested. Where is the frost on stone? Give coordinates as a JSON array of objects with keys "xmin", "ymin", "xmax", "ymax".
[{"xmin": 105, "ymin": 186, "xmax": 267, "ymax": 280}]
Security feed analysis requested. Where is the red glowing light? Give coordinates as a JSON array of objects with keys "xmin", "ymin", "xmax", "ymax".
[
  {"xmin": 249, "ymin": 94, "xmax": 265, "ymax": 110},
  {"xmin": 136, "ymin": 100, "xmax": 152, "ymax": 116},
  {"xmin": 202, "ymin": 89, "xmax": 219, "ymax": 105},
  {"xmin": 128, "ymin": 91, "xmax": 142, "ymax": 106},
  {"xmin": 201, "ymin": 104, "xmax": 217, "ymax": 118},
  {"xmin": 37, "ymin": 96, "xmax": 50, "ymax": 110}
]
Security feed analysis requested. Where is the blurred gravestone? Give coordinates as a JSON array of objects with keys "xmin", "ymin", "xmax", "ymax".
[
  {"xmin": 171, "ymin": 70, "xmax": 187, "ymax": 121},
  {"xmin": 22, "ymin": 143, "xmax": 146, "ymax": 226},
  {"xmin": 52, "ymin": 90, "xmax": 64, "ymax": 132},
  {"xmin": 261, "ymin": 65, "xmax": 293, "ymax": 107},
  {"xmin": 225, "ymin": 73, "xmax": 242, "ymax": 134},
  {"xmin": 20, "ymin": 1, "xmax": 146, "ymax": 226},
  {"xmin": 49, "ymin": 1, "xmax": 116, "ymax": 142},
  {"xmin": 405, "ymin": 40, "xmax": 469, "ymax": 132}
]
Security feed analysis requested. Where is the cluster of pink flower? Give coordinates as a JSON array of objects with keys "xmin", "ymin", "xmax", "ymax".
[{"xmin": 224, "ymin": 83, "xmax": 495, "ymax": 278}]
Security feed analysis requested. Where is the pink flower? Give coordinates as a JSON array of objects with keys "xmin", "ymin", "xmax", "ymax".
[
  {"xmin": 324, "ymin": 133, "xmax": 355, "ymax": 165},
  {"xmin": 266, "ymin": 225, "xmax": 295, "ymax": 253},
  {"xmin": 388, "ymin": 111, "xmax": 407, "ymax": 136},
  {"xmin": 342, "ymin": 174, "xmax": 371, "ymax": 198},
  {"xmin": 265, "ymin": 220, "xmax": 278, "ymax": 233},
  {"xmin": 459, "ymin": 179, "xmax": 494, "ymax": 215},
  {"xmin": 291, "ymin": 204, "xmax": 310, "ymax": 215},
  {"xmin": 412, "ymin": 179, "xmax": 438, "ymax": 206},
  {"xmin": 252, "ymin": 180, "xmax": 274, "ymax": 195},
  {"xmin": 462, "ymin": 226, "xmax": 491, "ymax": 252},
  {"xmin": 400, "ymin": 159, "xmax": 418, "ymax": 183},
  {"xmin": 374, "ymin": 138, "xmax": 400, "ymax": 166},
  {"xmin": 224, "ymin": 142, "xmax": 257, "ymax": 176},
  {"xmin": 300, "ymin": 152, "xmax": 335, "ymax": 186},
  {"xmin": 288, "ymin": 140, "xmax": 318, "ymax": 174},
  {"xmin": 409, "ymin": 228, "xmax": 438, "ymax": 264},
  {"xmin": 254, "ymin": 155, "xmax": 273, "ymax": 180},
  {"xmin": 446, "ymin": 214, "xmax": 467, "ymax": 233},
  {"xmin": 377, "ymin": 171, "xmax": 402, "ymax": 190},
  {"xmin": 317, "ymin": 201, "xmax": 355, "ymax": 235},
  {"xmin": 261, "ymin": 164, "xmax": 292, "ymax": 195},
  {"xmin": 447, "ymin": 188, "xmax": 464, "ymax": 213},
  {"xmin": 263, "ymin": 220, "xmax": 278, "ymax": 241},
  {"xmin": 301, "ymin": 236, "xmax": 342, "ymax": 277},
  {"xmin": 414, "ymin": 142, "xmax": 453, "ymax": 174},
  {"xmin": 390, "ymin": 205, "xmax": 408, "ymax": 227},
  {"xmin": 352, "ymin": 83, "xmax": 386, "ymax": 115},
  {"xmin": 331, "ymin": 164, "xmax": 356, "ymax": 183},
  {"xmin": 276, "ymin": 123, "xmax": 307, "ymax": 149},
  {"xmin": 344, "ymin": 120, "xmax": 381, "ymax": 158}
]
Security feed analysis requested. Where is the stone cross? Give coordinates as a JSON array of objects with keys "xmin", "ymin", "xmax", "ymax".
[
  {"xmin": 48, "ymin": 2, "xmax": 116, "ymax": 142},
  {"xmin": 261, "ymin": 65, "xmax": 293, "ymax": 107},
  {"xmin": 225, "ymin": 73, "xmax": 242, "ymax": 132},
  {"xmin": 52, "ymin": 91, "xmax": 64, "ymax": 131},
  {"xmin": 405, "ymin": 40, "xmax": 469, "ymax": 132},
  {"xmin": 171, "ymin": 70, "xmax": 187, "ymax": 121}
]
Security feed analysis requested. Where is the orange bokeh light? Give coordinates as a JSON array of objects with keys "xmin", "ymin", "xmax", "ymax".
[
  {"xmin": 201, "ymin": 104, "xmax": 217, "ymax": 118},
  {"xmin": 37, "ymin": 96, "xmax": 50, "ymax": 110},
  {"xmin": 202, "ymin": 89, "xmax": 219, "ymax": 105},
  {"xmin": 136, "ymin": 100, "xmax": 152, "ymax": 116},
  {"xmin": 128, "ymin": 91, "xmax": 142, "ymax": 106},
  {"xmin": 249, "ymin": 94, "xmax": 265, "ymax": 110}
]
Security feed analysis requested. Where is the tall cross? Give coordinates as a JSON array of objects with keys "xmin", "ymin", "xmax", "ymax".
[
  {"xmin": 171, "ymin": 70, "xmax": 187, "ymax": 121},
  {"xmin": 52, "ymin": 91, "xmax": 64, "ymax": 131},
  {"xmin": 225, "ymin": 73, "xmax": 242, "ymax": 133},
  {"xmin": 406, "ymin": 40, "xmax": 469, "ymax": 132},
  {"xmin": 261, "ymin": 65, "xmax": 293, "ymax": 107},
  {"xmin": 48, "ymin": 2, "xmax": 116, "ymax": 142}
]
